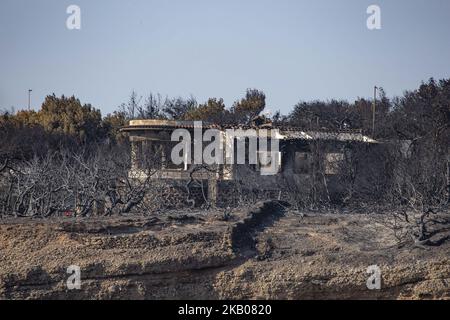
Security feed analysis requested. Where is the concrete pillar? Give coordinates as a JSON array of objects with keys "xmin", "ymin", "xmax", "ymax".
[
  {"xmin": 131, "ymin": 140, "xmax": 138, "ymax": 171},
  {"xmin": 208, "ymin": 177, "xmax": 218, "ymax": 207}
]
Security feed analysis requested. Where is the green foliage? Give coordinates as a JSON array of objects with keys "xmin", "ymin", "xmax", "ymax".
[
  {"xmin": 184, "ymin": 98, "xmax": 228, "ymax": 123},
  {"xmin": 102, "ymin": 111, "xmax": 128, "ymax": 143},
  {"xmin": 231, "ymin": 89, "xmax": 266, "ymax": 124},
  {"xmin": 2, "ymin": 80, "xmax": 448, "ymax": 151},
  {"xmin": 178, "ymin": 89, "xmax": 267, "ymax": 125},
  {"xmin": 37, "ymin": 94, "xmax": 104, "ymax": 143}
]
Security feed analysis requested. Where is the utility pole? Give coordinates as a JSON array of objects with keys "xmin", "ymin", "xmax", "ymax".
[
  {"xmin": 372, "ymin": 86, "xmax": 377, "ymax": 137},
  {"xmin": 28, "ymin": 89, "xmax": 32, "ymax": 111}
]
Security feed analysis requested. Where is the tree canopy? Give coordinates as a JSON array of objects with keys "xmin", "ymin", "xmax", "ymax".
[{"xmin": 1, "ymin": 79, "xmax": 449, "ymax": 150}]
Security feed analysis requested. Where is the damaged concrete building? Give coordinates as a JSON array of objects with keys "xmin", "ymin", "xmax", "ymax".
[{"xmin": 121, "ymin": 119, "xmax": 379, "ymax": 208}]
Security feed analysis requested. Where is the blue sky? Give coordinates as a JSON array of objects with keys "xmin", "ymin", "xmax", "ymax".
[{"xmin": 1, "ymin": 0, "xmax": 450, "ymax": 115}]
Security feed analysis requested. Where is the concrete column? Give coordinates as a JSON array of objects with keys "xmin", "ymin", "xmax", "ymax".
[
  {"xmin": 208, "ymin": 177, "xmax": 218, "ymax": 207},
  {"xmin": 131, "ymin": 140, "xmax": 138, "ymax": 171}
]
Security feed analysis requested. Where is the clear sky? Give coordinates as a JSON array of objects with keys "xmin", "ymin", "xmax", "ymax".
[{"xmin": 1, "ymin": 0, "xmax": 450, "ymax": 115}]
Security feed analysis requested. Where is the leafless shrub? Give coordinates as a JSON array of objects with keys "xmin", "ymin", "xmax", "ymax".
[
  {"xmin": 0, "ymin": 143, "xmax": 161, "ymax": 218},
  {"xmin": 370, "ymin": 131, "xmax": 449, "ymax": 247}
]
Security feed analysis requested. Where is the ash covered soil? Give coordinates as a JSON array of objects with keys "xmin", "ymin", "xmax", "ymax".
[{"xmin": 0, "ymin": 202, "xmax": 449, "ymax": 300}]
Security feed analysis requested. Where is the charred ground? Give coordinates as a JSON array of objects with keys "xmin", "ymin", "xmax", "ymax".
[{"xmin": 1, "ymin": 202, "xmax": 449, "ymax": 300}]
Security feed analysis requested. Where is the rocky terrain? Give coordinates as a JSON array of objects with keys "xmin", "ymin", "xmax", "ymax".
[{"xmin": 0, "ymin": 201, "xmax": 449, "ymax": 300}]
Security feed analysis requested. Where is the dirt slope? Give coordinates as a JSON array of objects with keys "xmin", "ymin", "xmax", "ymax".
[{"xmin": 0, "ymin": 202, "xmax": 449, "ymax": 300}]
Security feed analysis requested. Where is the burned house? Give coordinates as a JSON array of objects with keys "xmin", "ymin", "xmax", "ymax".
[{"xmin": 121, "ymin": 120, "xmax": 379, "ymax": 208}]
